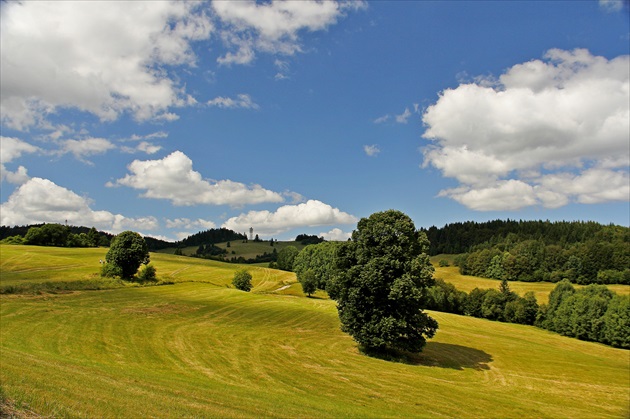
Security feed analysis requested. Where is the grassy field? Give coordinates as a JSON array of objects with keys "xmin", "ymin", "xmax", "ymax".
[{"xmin": 1, "ymin": 245, "xmax": 629, "ymax": 417}]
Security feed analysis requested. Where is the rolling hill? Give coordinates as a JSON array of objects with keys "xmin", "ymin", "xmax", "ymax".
[{"xmin": 1, "ymin": 245, "xmax": 628, "ymax": 417}]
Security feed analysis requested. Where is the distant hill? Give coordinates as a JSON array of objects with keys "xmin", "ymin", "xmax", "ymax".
[
  {"xmin": 421, "ymin": 219, "xmax": 624, "ymax": 255},
  {"xmin": 178, "ymin": 228, "xmax": 246, "ymax": 248}
]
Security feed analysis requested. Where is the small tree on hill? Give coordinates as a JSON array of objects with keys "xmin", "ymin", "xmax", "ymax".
[
  {"xmin": 105, "ymin": 231, "xmax": 150, "ymax": 280},
  {"xmin": 232, "ymin": 269, "xmax": 252, "ymax": 292}
]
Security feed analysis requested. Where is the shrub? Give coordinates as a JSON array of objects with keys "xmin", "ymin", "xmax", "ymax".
[
  {"xmin": 137, "ymin": 264, "xmax": 157, "ymax": 282},
  {"xmin": 101, "ymin": 263, "xmax": 123, "ymax": 278}
]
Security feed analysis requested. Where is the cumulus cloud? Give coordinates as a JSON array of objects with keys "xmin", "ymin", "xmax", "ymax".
[
  {"xmin": 0, "ymin": 177, "xmax": 157, "ymax": 233},
  {"xmin": 422, "ymin": 48, "xmax": 630, "ymax": 211},
  {"xmin": 59, "ymin": 138, "xmax": 116, "ymax": 163},
  {"xmin": 319, "ymin": 227, "xmax": 352, "ymax": 241},
  {"xmin": 213, "ymin": 0, "xmax": 365, "ymax": 65},
  {"xmin": 165, "ymin": 218, "xmax": 216, "ymax": 230},
  {"xmin": 135, "ymin": 142, "xmax": 162, "ymax": 155},
  {"xmin": 0, "ymin": 136, "xmax": 40, "ymax": 184},
  {"xmin": 364, "ymin": 144, "xmax": 381, "ymax": 157},
  {"xmin": 108, "ymin": 151, "xmax": 284, "ymax": 206},
  {"xmin": 0, "ymin": 1, "xmax": 212, "ymax": 129},
  {"xmin": 222, "ymin": 199, "xmax": 358, "ymax": 236},
  {"xmin": 207, "ymin": 94, "xmax": 259, "ymax": 109}
]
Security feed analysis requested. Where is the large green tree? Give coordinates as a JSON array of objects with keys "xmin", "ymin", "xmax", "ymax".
[
  {"xmin": 105, "ymin": 231, "xmax": 150, "ymax": 279},
  {"xmin": 329, "ymin": 210, "xmax": 438, "ymax": 353}
]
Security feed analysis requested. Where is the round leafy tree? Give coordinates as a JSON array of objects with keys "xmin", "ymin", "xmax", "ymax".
[
  {"xmin": 329, "ymin": 210, "xmax": 438, "ymax": 353},
  {"xmin": 105, "ymin": 231, "xmax": 150, "ymax": 280},
  {"xmin": 232, "ymin": 269, "xmax": 253, "ymax": 292}
]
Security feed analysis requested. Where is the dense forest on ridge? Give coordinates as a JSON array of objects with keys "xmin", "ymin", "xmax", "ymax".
[{"xmin": 423, "ymin": 220, "xmax": 629, "ymax": 285}]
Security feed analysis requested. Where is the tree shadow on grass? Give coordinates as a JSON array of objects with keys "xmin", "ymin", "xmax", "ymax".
[{"xmin": 361, "ymin": 342, "xmax": 492, "ymax": 371}]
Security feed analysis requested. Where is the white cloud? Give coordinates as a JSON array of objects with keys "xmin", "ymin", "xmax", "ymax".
[
  {"xmin": 207, "ymin": 94, "xmax": 259, "ymax": 109},
  {"xmin": 165, "ymin": 218, "xmax": 216, "ymax": 230},
  {"xmin": 422, "ymin": 49, "xmax": 630, "ymax": 211},
  {"xmin": 0, "ymin": 177, "xmax": 157, "ymax": 233},
  {"xmin": 538, "ymin": 168, "xmax": 630, "ymax": 205},
  {"xmin": 213, "ymin": 0, "xmax": 364, "ymax": 65},
  {"xmin": 599, "ymin": 0, "xmax": 627, "ymax": 12},
  {"xmin": 0, "ymin": 136, "xmax": 40, "ymax": 184},
  {"xmin": 438, "ymin": 180, "xmax": 537, "ymax": 211},
  {"xmin": 274, "ymin": 59, "xmax": 291, "ymax": 80},
  {"xmin": 60, "ymin": 138, "xmax": 116, "ymax": 163},
  {"xmin": 222, "ymin": 199, "xmax": 358, "ymax": 236},
  {"xmin": 395, "ymin": 107, "xmax": 412, "ymax": 124},
  {"xmin": 319, "ymin": 227, "xmax": 352, "ymax": 241},
  {"xmin": 136, "ymin": 142, "xmax": 162, "ymax": 155},
  {"xmin": 108, "ymin": 151, "xmax": 284, "ymax": 207},
  {"xmin": 364, "ymin": 144, "xmax": 381, "ymax": 157},
  {"xmin": 0, "ymin": 137, "xmax": 40, "ymax": 164},
  {"xmin": 283, "ymin": 191, "xmax": 306, "ymax": 203},
  {"xmin": 373, "ymin": 115, "xmax": 390, "ymax": 124},
  {"xmin": 0, "ymin": 1, "xmax": 213, "ymax": 130}
]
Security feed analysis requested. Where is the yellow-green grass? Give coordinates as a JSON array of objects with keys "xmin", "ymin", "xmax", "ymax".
[
  {"xmin": 0, "ymin": 245, "xmax": 297, "ymax": 294},
  {"xmin": 0, "ymin": 244, "xmax": 109, "ymax": 285},
  {"xmin": 433, "ymin": 265, "xmax": 630, "ymax": 302},
  {"xmin": 1, "ymin": 283, "xmax": 628, "ymax": 418},
  {"xmin": 1, "ymin": 245, "xmax": 629, "ymax": 417}
]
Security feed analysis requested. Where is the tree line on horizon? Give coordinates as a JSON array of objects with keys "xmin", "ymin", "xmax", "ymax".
[{"xmin": 453, "ymin": 226, "xmax": 629, "ymax": 285}]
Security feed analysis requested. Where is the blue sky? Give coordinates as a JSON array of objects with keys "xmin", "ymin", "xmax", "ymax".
[{"xmin": 1, "ymin": 0, "xmax": 629, "ymax": 242}]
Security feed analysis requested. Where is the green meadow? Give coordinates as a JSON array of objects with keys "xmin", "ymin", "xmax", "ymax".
[{"xmin": 1, "ymin": 245, "xmax": 629, "ymax": 418}]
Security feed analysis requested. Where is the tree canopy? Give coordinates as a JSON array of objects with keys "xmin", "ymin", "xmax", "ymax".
[
  {"xmin": 293, "ymin": 241, "xmax": 340, "ymax": 291},
  {"xmin": 276, "ymin": 246, "xmax": 299, "ymax": 271},
  {"xmin": 328, "ymin": 210, "xmax": 438, "ymax": 353},
  {"xmin": 232, "ymin": 269, "xmax": 253, "ymax": 292},
  {"xmin": 105, "ymin": 231, "xmax": 150, "ymax": 280}
]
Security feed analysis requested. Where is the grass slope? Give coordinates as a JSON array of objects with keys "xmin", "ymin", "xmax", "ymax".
[
  {"xmin": 1, "ymin": 245, "xmax": 629, "ymax": 417},
  {"xmin": 0, "ymin": 245, "xmax": 297, "ymax": 294}
]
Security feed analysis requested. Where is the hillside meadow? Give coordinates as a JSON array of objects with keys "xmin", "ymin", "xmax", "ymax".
[{"xmin": 1, "ymin": 244, "xmax": 629, "ymax": 418}]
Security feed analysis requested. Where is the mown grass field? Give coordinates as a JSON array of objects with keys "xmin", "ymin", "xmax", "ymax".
[{"xmin": 1, "ymin": 245, "xmax": 629, "ymax": 418}]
